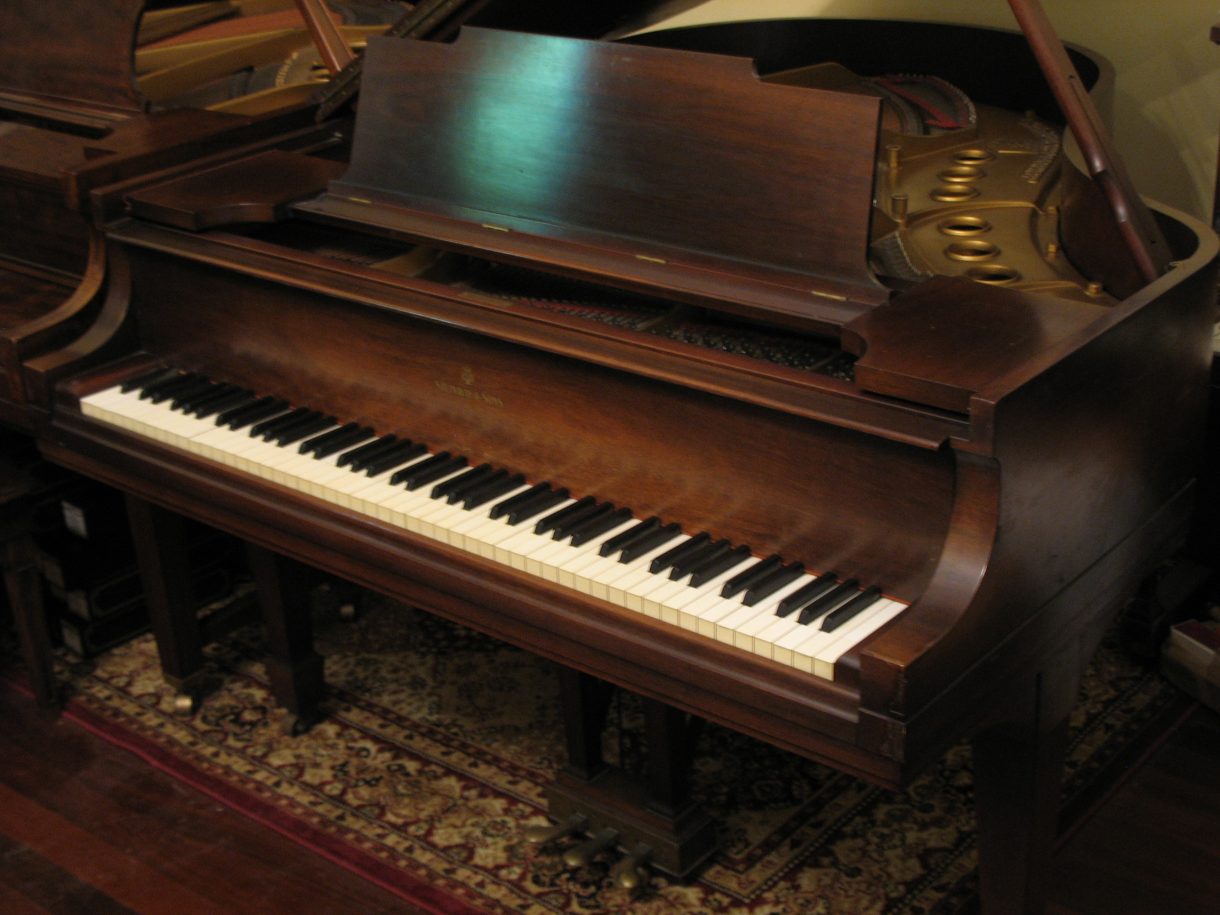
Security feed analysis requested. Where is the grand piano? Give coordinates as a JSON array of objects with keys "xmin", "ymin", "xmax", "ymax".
[{"xmin": 29, "ymin": 5, "xmax": 1219, "ymax": 913}]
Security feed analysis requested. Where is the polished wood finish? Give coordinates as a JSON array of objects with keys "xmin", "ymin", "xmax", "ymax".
[
  {"xmin": 0, "ymin": 684, "xmax": 419, "ymax": 914},
  {"xmin": 312, "ymin": 29, "xmax": 886, "ymax": 332},
  {"xmin": 19, "ymin": 18, "xmax": 1220, "ymax": 915}
]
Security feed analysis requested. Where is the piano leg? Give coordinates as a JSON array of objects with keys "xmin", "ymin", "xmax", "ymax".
[
  {"xmin": 543, "ymin": 668, "xmax": 718, "ymax": 880},
  {"xmin": 126, "ymin": 495, "xmax": 206, "ymax": 714},
  {"xmin": 244, "ymin": 543, "xmax": 325, "ymax": 734},
  {"xmin": 971, "ymin": 653, "xmax": 1080, "ymax": 915}
]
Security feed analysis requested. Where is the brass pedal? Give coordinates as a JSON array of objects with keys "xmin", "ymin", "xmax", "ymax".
[
  {"xmin": 562, "ymin": 826, "xmax": 620, "ymax": 868},
  {"xmin": 523, "ymin": 813, "xmax": 588, "ymax": 846},
  {"xmin": 611, "ymin": 842, "xmax": 653, "ymax": 894}
]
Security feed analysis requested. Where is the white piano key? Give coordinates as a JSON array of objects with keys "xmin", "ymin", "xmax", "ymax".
[{"xmin": 80, "ymin": 378, "xmax": 912, "ymax": 683}]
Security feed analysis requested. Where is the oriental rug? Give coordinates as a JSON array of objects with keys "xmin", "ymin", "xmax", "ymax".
[{"xmin": 30, "ymin": 595, "xmax": 1186, "ymax": 914}]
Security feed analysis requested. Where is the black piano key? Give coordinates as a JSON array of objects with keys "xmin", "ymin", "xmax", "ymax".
[
  {"xmin": 301, "ymin": 423, "xmax": 374, "ymax": 457},
  {"xmin": 821, "ymin": 587, "xmax": 883, "ymax": 632},
  {"xmin": 251, "ymin": 406, "xmax": 313, "ymax": 438},
  {"xmin": 721, "ymin": 554, "xmax": 782, "ymax": 599},
  {"xmin": 147, "ymin": 373, "xmax": 205, "ymax": 403},
  {"xmin": 169, "ymin": 377, "xmax": 222, "ymax": 410},
  {"xmin": 220, "ymin": 397, "xmax": 289, "ymax": 430},
  {"xmin": 556, "ymin": 502, "xmax": 615, "ymax": 540},
  {"xmin": 138, "ymin": 371, "xmax": 189, "ymax": 400},
  {"xmin": 272, "ymin": 413, "xmax": 336, "ymax": 446},
  {"xmin": 176, "ymin": 379, "xmax": 240, "ymax": 412},
  {"xmin": 490, "ymin": 483, "xmax": 553, "ymax": 520},
  {"xmin": 598, "ymin": 516, "xmax": 660, "ymax": 558},
  {"xmin": 570, "ymin": 507, "xmax": 633, "ymax": 547},
  {"xmin": 196, "ymin": 389, "xmax": 257, "ymax": 418},
  {"xmin": 648, "ymin": 532, "xmax": 710, "ymax": 575},
  {"xmin": 618, "ymin": 522, "xmax": 682, "ymax": 563},
  {"xmin": 743, "ymin": 561, "xmax": 805, "ymax": 607},
  {"xmin": 547, "ymin": 500, "xmax": 609, "ymax": 540},
  {"xmin": 259, "ymin": 408, "xmax": 323, "ymax": 441},
  {"xmin": 668, "ymin": 538, "xmax": 732, "ymax": 581},
  {"xmin": 121, "ymin": 366, "xmax": 175, "ymax": 393},
  {"xmin": 398, "ymin": 453, "xmax": 466, "ymax": 489},
  {"xmin": 432, "ymin": 463, "xmax": 494, "ymax": 502},
  {"xmin": 534, "ymin": 496, "xmax": 597, "ymax": 536},
  {"xmin": 187, "ymin": 385, "xmax": 250, "ymax": 417},
  {"xmin": 775, "ymin": 573, "xmax": 840, "ymax": 618},
  {"xmin": 462, "ymin": 473, "xmax": 525, "ymax": 511},
  {"xmin": 500, "ymin": 486, "xmax": 570, "ymax": 525},
  {"xmin": 796, "ymin": 579, "xmax": 859, "ymax": 627},
  {"xmin": 688, "ymin": 544, "xmax": 752, "ymax": 587},
  {"xmin": 340, "ymin": 434, "xmax": 399, "ymax": 469},
  {"xmin": 363, "ymin": 441, "xmax": 427, "ymax": 477}
]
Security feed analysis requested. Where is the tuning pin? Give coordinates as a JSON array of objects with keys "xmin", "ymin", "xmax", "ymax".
[
  {"xmin": 523, "ymin": 813, "xmax": 588, "ymax": 846},
  {"xmin": 610, "ymin": 842, "xmax": 653, "ymax": 895},
  {"xmin": 562, "ymin": 826, "xmax": 620, "ymax": 868}
]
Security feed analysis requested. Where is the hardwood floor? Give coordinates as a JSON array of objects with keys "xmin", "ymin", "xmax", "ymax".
[{"xmin": 0, "ymin": 654, "xmax": 1218, "ymax": 914}]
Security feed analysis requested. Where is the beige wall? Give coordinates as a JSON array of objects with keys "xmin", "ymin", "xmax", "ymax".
[{"xmin": 646, "ymin": 1, "xmax": 1219, "ymax": 221}]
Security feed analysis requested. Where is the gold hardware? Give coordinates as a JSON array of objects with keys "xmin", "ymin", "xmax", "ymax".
[
  {"xmin": 937, "ymin": 165, "xmax": 987, "ymax": 183},
  {"xmin": 481, "ymin": 223, "xmax": 510, "ymax": 233},
  {"xmin": 967, "ymin": 265, "xmax": 1021, "ymax": 285},
  {"xmin": 562, "ymin": 827, "xmax": 620, "ymax": 867},
  {"xmin": 886, "ymin": 144, "xmax": 901, "ymax": 170},
  {"xmin": 524, "ymin": 813, "xmax": 588, "ymax": 846},
  {"xmin": 611, "ymin": 843, "xmax": 653, "ymax": 895},
  {"xmin": 890, "ymin": 194, "xmax": 909, "ymax": 223},
  {"xmin": 635, "ymin": 254, "xmax": 667, "ymax": 264},
  {"xmin": 945, "ymin": 240, "xmax": 1001, "ymax": 262},
  {"xmin": 937, "ymin": 216, "xmax": 992, "ymax": 237},
  {"xmin": 930, "ymin": 185, "xmax": 980, "ymax": 203},
  {"xmin": 809, "ymin": 289, "xmax": 848, "ymax": 302}
]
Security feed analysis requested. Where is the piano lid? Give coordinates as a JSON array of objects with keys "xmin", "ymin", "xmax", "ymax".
[
  {"xmin": 298, "ymin": 28, "xmax": 888, "ymax": 334},
  {"xmin": 0, "ymin": 0, "xmax": 146, "ymax": 116}
]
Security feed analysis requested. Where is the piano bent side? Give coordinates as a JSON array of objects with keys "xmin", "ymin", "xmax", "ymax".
[{"xmin": 856, "ymin": 203, "xmax": 1218, "ymax": 772}]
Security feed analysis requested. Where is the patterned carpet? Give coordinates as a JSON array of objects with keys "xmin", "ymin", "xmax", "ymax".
[{"xmin": 38, "ymin": 595, "xmax": 1183, "ymax": 914}]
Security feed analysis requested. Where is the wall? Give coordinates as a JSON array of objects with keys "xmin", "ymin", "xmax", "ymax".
[{"xmin": 646, "ymin": 0, "xmax": 1218, "ymax": 222}]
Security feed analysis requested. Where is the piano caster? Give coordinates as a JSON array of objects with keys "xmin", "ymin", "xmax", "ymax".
[
  {"xmin": 562, "ymin": 826, "xmax": 620, "ymax": 868},
  {"xmin": 172, "ymin": 691, "xmax": 199, "ymax": 716},
  {"xmin": 610, "ymin": 842, "xmax": 653, "ymax": 895},
  {"xmin": 523, "ymin": 812, "xmax": 588, "ymax": 846},
  {"xmin": 282, "ymin": 711, "xmax": 319, "ymax": 737}
]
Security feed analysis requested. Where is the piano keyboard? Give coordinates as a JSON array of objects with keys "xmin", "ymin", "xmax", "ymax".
[{"xmin": 80, "ymin": 369, "xmax": 908, "ymax": 680}]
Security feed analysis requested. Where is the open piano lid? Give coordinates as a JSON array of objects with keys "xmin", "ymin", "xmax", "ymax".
[
  {"xmin": 296, "ymin": 28, "xmax": 887, "ymax": 335},
  {"xmin": 0, "ymin": 0, "xmax": 146, "ymax": 116}
]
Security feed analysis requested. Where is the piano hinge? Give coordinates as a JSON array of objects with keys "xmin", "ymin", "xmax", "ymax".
[
  {"xmin": 344, "ymin": 196, "xmax": 373, "ymax": 205},
  {"xmin": 635, "ymin": 254, "xmax": 667, "ymax": 265},
  {"xmin": 482, "ymin": 223, "xmax": 511, "ymax": 233}
]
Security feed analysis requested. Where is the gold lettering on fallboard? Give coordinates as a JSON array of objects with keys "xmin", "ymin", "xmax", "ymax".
[{"xmin": 434, "ymin": 380, "xmax": 505, "ymax": 408}]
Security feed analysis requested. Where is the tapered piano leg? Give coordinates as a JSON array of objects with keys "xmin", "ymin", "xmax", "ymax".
[
  {"xmin": 125, "ymin": 495, "xmax": 205, "ymax": 712},
  {"xmin": 971, "ymin": 655, "xmax": 1079, "ymax": 915},
  {"xmin": 244, "ymin": 543, "xmax": 324, "ymax": 734}
]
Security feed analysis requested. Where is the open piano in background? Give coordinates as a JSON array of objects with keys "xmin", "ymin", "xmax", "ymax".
[
  {"xmin": 34, "ymin": 7, "xmax": 1218, "ymax": 914},
  {"xmin": 0, "ymin": 0, "xmax": 673, "ymax": 705}
]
